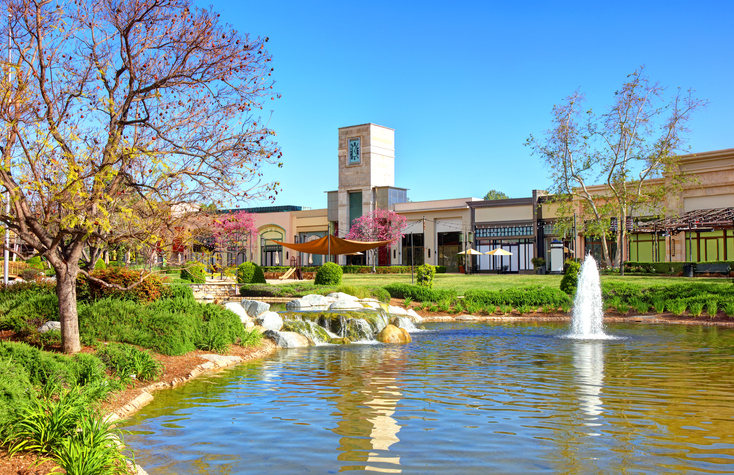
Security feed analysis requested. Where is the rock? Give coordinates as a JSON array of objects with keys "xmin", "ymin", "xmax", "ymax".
[
  {"xmin": 326, "ymin": 292, "xmax": 359, "ymax": 301},
  {"xmin": 387, "ymin": 305, "xmax": 408, "ymax": 316},
  {"xmin": 329, "ymin": 299, "xmax": 363, "ymax": 310},
  {"xmin": 286, "ymin": 298, "xmax": 312, "ymax": 310},
  {"xmin": 256, "ymin": 311, "xmax": 283, "ymax": 331},
  {"xmin": 264, "ymin": 330, "xmax": 312, "ymax": 348},
  {"xmin": 38, "ymin": 321, "xmax": 61, "ymax": 333},
  {"xmin": 407, "ymin": 309, "xmax": 423, "ymax": 322},
  {"xmin": 223, "ymin": 302, "xmax": 251, "ymax": 324},
  {"xmin": 302, "ymin": 294, "xmax": 335, "ymax": 307},
  {"xmin": 243, "ymin": 299, "xmax": 270, "ymax": 318},
  {"xmin": 359, "ymin": 300, "xmax": 381, "ymax": 309},
  {"xmin": 329, "ymin": 337, "xmax": 352, "ymax": 345},
  {"xmin": 456, "ymin": 315, "xmax": 478, "ymax": 321},
  {"xmin": 377, "ymin": 324, "xmax": 412, "ymax": 344}
]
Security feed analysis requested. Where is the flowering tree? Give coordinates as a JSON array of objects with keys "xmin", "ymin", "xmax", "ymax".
[
  {"xmin": 0, "ymin": 0, "xmax": 280, "ymax": 353},
  {"xmin": 345, "ymin": 209, "xmax": 408, "ymax": 272},
  {"xmin": 211, "ymin": 210, "xmax": 258, "ymax": 271}
]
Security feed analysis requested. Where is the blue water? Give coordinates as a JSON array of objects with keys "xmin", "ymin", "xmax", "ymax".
[{"xmin": 122, "ymin": 322, "xmax": 734, "ymax": 474}]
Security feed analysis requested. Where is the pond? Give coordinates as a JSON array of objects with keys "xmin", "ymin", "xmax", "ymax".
[{"xmin": 122, "ymin": 322, "xmax": 734, "ymax": 474}]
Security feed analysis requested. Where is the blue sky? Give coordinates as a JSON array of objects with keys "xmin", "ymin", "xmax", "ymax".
[{"xmin": 197, "ymin": 0, "xmax": 734, "ymax": 210}]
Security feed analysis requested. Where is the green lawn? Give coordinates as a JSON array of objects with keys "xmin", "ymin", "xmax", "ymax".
[{"xmin": 342, "ymin": 272, "xmax": 730, "ymax": 296}]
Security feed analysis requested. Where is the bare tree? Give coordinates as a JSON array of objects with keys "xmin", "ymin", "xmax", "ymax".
[
  {"xmin": 0, "ymin": 0, "xmax": 281, "ymax": 353},
  {"xmin": 527, "ymin": 67, "xmax": 706, "ymax": 271}
]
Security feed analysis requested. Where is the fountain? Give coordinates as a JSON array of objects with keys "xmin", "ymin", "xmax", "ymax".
[{"xmin": 568, "ymin": 254, "xmax": 611, "ymax": 339}]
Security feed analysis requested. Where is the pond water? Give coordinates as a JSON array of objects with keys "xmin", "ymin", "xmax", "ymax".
[{"xmin": 122, "ymin": 322, "xmax": 734, "ymax": 474}]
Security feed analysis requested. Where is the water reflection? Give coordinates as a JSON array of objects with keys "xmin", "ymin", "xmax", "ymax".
[{"xmin": 573, "ymin": 341, "xmax": 604, "ymax": 425}]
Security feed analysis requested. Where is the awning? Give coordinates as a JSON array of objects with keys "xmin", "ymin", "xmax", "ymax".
[
  {"xmin": 273, "ymin": 234, "xmax": 394, "ymax": 256},
  {"xmin": 635, "ymin": 208, "xmax": 734, "ymax": 234}
]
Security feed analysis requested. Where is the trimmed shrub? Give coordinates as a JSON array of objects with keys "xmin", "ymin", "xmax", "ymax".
[
  {"xmin": 560, "ymin": 260, "xmax": 581, "ymax": 295},
  {"xmin": 315, "ymin": 262, "xmax": 343, "ymax": 286},
  {"xmin": 237, "ymin": 262, "xmax": 266, "ymax": 284},
  {"xmin": 26, "ymin": 256, "xmax": 44, "ymax": 270},
  {"xmin": 94, "ymin": 259, "xmax": 107, "ymax": 271},
  {"xmin": 77, "ymin": 268, "xmax": 169, "ymax": 303},
  {"xmin": 464, "ymin": 287, "xmax": 572, "ymax": 308},
  {"xmin": 383, "ymin": 283, "xmax": 456, "ymax": 302},
  {"xmin": 416, "ymin": 264, "xmax": 436, "ymax": 289},
  {"xmin": 166, "ymin": 284, "xmax": 195, "ymax": 301},
  {"xmin": 180, "ymin": 262, "xmax": 206, "ymax": 284}
]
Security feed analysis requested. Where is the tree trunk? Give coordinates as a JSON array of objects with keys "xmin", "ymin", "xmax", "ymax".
[{"xmin": 56, "ymin": 265, "xmax": 81, "ymax": 354}]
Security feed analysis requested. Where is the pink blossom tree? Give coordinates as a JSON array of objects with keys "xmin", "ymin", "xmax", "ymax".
[
  {"xmin": 211, "ymin": 211, "xmax": 258, "ymax": 274},
  {"xmin": 345, "ymin": 209, "xmax": 408, "ymax": 272}
]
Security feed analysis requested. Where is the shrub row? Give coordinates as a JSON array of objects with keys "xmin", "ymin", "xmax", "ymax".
[
  {"xmin": 464, "ymin": 286, "xmax": 572, "ymax": 308},
  {"xmin": 78, "ymin": 294, "xmax": 249, "ymax": 355},
  {"xmin": 382, "ymin": 283, "xmax": 457, "ymax": 302},
  {"xmin": 260, "ymin": 265, "xmax": 448, "ymax": 274},
  {"xmin": 623, "ymin": 261, "xmax": 734, "ymax": 275},
  {"xmin": 77, "ymin": 267, "xmax": 171, "ymax": 302}
]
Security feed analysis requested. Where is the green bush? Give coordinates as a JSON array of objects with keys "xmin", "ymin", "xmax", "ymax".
[
  {"xmin": 464, "ymin": 286, "xmax": 572, "ymax": 308},
  {"xmin": 315, "ymin": 262, "xmax": 343, "ymax": 286},
  {"xmin": 95, "ymin": 343, "xmax": 162, "ymax": 383},
  {"xmin": 0, "ymin": 293, "xmax": 59, "ymax": 333},
  {"xmin": 0, "ymin": 357, "xmax": 35, "ymax": 436},
  {"xmin": 416, "ymin": 264, "xmax": 436, "ymax": 289},
  {"xmin": 166, "ymin": 284, "xmax": 195, "ymax": 301},
  {"xmin": 94, "ymin": 259, "xmax": 107, "ymax": 271},
  {"xmin": 560, "ymin": 260, "xmax": 581, "ymax": 295},
  {"xmin": 180, "ymin": 262, "xmax": 206, "ymax": 284},
  {"xmin": 382, "ymin": 283, "xmax": 456, "ymax": 302},
  {"xmin": 26, "ymin": 256, "xmax": 44, "ymax": 270},
  {"xmin": 237, "ymin": 262, "xmax": 266, "ymax": 284}
]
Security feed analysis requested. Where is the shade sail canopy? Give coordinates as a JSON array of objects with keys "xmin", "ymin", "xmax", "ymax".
[
  {"xmin": 486, "ymin": 248, "xmax": 513, "ymax": 256},
  {"xmin": 458, "ymin": 249, "xmax": 484, "ymax": 255},
  {"xmin": 273, "ymin": 235, "xmax": 394, "ymax": 256}
]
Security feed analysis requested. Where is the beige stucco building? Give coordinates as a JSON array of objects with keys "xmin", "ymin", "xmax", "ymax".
[{"xmin": 227, "ymin": 125, "xmax": 733, "ymax": 273}]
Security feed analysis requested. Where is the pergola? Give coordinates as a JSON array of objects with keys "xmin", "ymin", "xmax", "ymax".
[{"xmin": 635, "ymin": 208, "xmax": 734, "ymax": 234}]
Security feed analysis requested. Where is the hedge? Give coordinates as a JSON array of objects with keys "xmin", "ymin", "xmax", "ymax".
[
  {"xmin": 464, "ymin": 287, "xmax": 572, "ymax": 308},
  {"xmin": 382, "ymin": 283, "xmax": 457, "ymax": 302},
  {"xmin": 260, "ymin": 265, "xmax": 447, "ymax": 274},
  {"xmin": 623, "ymin": 261, "xmax": 734, "ymax": 275},
  {"xmin": 77, "ymin": 267, "xmax": 170, "ymax": 303}
]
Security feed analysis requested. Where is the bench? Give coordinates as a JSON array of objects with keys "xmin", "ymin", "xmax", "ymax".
[{"xmin": 694, "ymin": 263, "xmax": 731, "ymax": 276}]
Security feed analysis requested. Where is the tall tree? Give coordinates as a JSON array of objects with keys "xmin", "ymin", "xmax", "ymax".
[
  {"xmin": 483, "ymin": 190, "xmax": 509, "ymax": 200},
  {"xmin": 345, "ymin": 209, "xmax": 408, "ymax": 272},
  {"xmin": 527, "ymin": 67, "xmax": 705, "ymax": 270},
  {"xmin": 0, "ymin": 0, "xmax": 281, "ymax": 353}
]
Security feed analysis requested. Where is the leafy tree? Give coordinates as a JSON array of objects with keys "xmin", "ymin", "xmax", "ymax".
[
  {"xmin": 345, "ymin": 209, "xmax": 408, "ymax": 272},
  {"xmin": 483, "ymin": 190, "xmax": 509, "ymax": 200},
  {"xmin": 527, "ymin": 67, "xmax": 705, "ymax": 271},
  {"xmin": 0, "ymin": 0, "xmax": 281, "ymax": 353}
]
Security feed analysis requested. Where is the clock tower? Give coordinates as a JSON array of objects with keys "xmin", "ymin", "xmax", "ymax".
[{"xmin": 326, "ymin": 124, "xmax": 398, "ymax": 262}]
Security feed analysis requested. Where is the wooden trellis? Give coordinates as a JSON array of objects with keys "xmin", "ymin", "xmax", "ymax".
[{"xmin": 635, "ymin": 208, "xmax": 734, "ymax": 234}]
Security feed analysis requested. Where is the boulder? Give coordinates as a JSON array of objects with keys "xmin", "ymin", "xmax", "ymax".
[
  {"xmin": 359, "ymin": 300, "xmax": 381, "ymax": 309},
  {"xmin": 243, "ymin": 300, "xmax": 270, "ymax": 318},
  {"xmin": 329, "ymin": 299, "xmax": 363, "ymax": 310},
  {"xmin": 286, "ymin": 298, "xmax": 312, "ymax": 310},
  {"xmin": 256, "ymin": 311, "xmax": 283, "ymax": 332},
  {"xmin": 301, "ymin": 294, "xmax": 335, "ymax": 307},
  {"xmin": 264, "ymin": 330, "xmax": 311, "ymax": 348},
  {"xmin": 407, "ymin": 309, "xmax": 423, "ymax": 322},
  {"xmin": 456, "ymin": 315, "xmax": 478, "ymax": 321},
  {"xmin": 377, "ymin": 324, "xmax": 412, "ymax": 344},
  {"xmin": 38, "ymin": 321, "xmax": 61, "ymax": 333},
  {"xmin": 329, "ymin": 337, "xmax": 352, "ymax": 345},
  {"xmin": 326, "ymin": 292, "xmax": 359, "ymax": 301},
  {"xmin": 223, "ymin": 302, "xmax": 251, "ymax": 324},
  {"xmin": 387, "ymin": 305, "xmax": 408, "ymax": 316}
]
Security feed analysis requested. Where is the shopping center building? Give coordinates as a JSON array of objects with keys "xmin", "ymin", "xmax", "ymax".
[{"xmin": 222, "ymin": 123, "xmax": 734, "ymax": 273}]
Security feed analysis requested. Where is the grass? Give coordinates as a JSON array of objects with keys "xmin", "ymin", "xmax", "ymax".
[{"xmin": 341, "ymin": 273, "xmax": 725, "ymax": 296}]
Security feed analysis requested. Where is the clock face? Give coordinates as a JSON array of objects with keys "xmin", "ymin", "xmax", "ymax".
[{"xmin": 348, "ymin": 138, "xmax": 360, "ymax": 164}]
